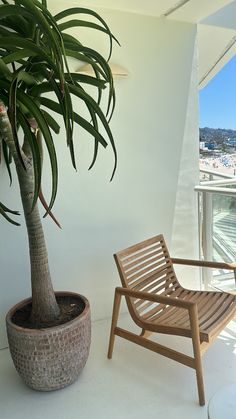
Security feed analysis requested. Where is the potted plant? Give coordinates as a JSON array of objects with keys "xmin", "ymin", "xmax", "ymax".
[{"xmin": 0, "ymin": 0, "xmax": 117, "ymax": 391}]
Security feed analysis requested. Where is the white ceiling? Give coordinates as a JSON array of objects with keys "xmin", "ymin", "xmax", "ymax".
[
  {"xmin": 51, "ymin": 0, "xmax": 236, "ymax": 88},
  {"xmin": 198, "ymin": 25, "xmax": 236, "ymax": 88},
  {"xmin": 202, "ymin": 0, "xmax": 236, "ymax": 29},
  {"xmin": 167, "ymin": 0, "xmax": 234, "ymax": 23},
  {"xmin": 197, "ymin": 1, "xmax": 236, "ymax": 87},
  {"xmin": 54, "ymin": 0, "xmax": 234, "ymax": 23},
  {"xmin": 79, "ymin": 0, "xmax": 176, "ymax": 18}
]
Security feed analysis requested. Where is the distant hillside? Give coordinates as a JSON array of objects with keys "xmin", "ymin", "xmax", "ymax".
[{"xmin": 200, "ymin": 127, "xmax": 236, "ymax": 143}]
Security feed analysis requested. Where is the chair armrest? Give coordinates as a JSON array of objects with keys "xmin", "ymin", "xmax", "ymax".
[
  {"xmin": 171, "ymin": 257, "xmax": 236, "ymax": 271},
  {"xmin": 115, "ymin": 287, "xmax": 195, "ymax": 310}
]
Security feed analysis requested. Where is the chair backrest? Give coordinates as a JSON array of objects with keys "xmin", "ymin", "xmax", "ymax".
[{"xmin": 114, "ymin": 234, "xmax": 180, "ymax": 320}]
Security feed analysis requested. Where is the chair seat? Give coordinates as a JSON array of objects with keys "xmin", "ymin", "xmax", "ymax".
[{"xmin": 138, "ymin": 287, "xmax": 236, "ymax": 342}]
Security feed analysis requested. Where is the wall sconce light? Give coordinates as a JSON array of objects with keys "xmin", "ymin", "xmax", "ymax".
[{"xmin": 77, "ymin": 63, "xmax": 128, "ymax": 78}]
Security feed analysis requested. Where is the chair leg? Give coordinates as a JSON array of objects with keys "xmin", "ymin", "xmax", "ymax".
[
  {"xmin": 140, "ymin": 329, "xmax": 153, "ymax": 339},
  {"xmin": 189, "ymin": 305, "xmax": 205, "ymax": 406},
  {"xmin": 194, "ymin": 354, "xmax": 205, "ymax": 406},
  {"xmin": 107, "ymin": 290, "xmax": 121, "ymax": 359}
]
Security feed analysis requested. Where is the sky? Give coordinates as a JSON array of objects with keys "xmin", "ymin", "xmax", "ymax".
[{"xmin": 199, "ymin": 54, "xmax": 236, "ymax": 130}]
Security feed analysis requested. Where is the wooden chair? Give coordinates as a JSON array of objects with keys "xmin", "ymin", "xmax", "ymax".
[{"xmin": 107, "ymin": 234, "xmax": 236, "ymax": 406}]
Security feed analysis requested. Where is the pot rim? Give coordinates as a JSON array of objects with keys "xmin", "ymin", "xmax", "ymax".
[{"xmin": 6, "ymin": 291, "xmax": 90, "ymax": 333}]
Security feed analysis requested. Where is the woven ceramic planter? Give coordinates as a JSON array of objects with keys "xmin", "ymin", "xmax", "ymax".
[{"xmin": 6, "ymin": 291, "xmax": 91, "ymax": 391}]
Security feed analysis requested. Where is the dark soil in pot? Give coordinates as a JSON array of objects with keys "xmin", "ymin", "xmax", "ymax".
[{"xmin": 11, "ymin": 295, "xmax": 85, "ymax": 329}]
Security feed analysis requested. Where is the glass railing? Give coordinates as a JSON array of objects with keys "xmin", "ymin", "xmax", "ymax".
[{"xmin": 195, "ymin": 168, "xmax": 236, "ymax": 292}]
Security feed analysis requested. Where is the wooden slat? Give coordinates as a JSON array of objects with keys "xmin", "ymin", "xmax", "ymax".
[
  {"xmin": 139, "ymin": 302, "xmax": 166, "ymax": 319},
  {"xmin": 134, "ymin": 284, "xmax": 182, "ymax": 318},
  {"xmin": 117, "ymin": 235, "xmax": 165, "ymax": 259},
  {"xmin": 123, "ymin": 247, "xmax": 167, "ymax": 271},
  {"xmin": 127, "ymin": 259, "xmax": 172, "ymax": 285},
  {"xmin": 144, "ymin": 287, "xmax": 187, "ymax": 321},
  {"xmin": 198, "ymin": 294, "xmax": 230, "ymax": 327},
  {"xmin": 142, "ymin": 293, "xmax": 181, "ymax": 322},
  {"xmin": 161, "ymin": 298, "xmax": 193, "ymax": 325},
  {"xmin": 206, "ymin": 303, "xmax": 236, "ymax": 335},
  {"xmin": 156, "ymin": 292, "xmax": 224, "ymax": 329},
  {"xmin": 134, "ymin": 278, "xmax": 179, "ymax": 314},
  {"xmin": 200, "ymin": 295, "xmax": 235, "ymax": 330},
  {"xmin": 129, "ymin": 271, "xmax": 172, "ymax": 294},
  {"xmin": 121, "ymin": 248, "xmax": 165, "ymax": 270},
  {"xmin": 126, "ymin": 260, "xmax": 167, "ymax": 284},
  {"xmin": 137, "ymin": 276, "xmax": 176, "ymax": 296},
  {"xmin": 142, "ymin": 288, "xmax": 188, "ymax": 323},
  {"xmin": 131, "ymin": 272, "xmax": 175, "ymax": 296},
  {"xmin": 176, "ymin": 292, "xmax": 218, "ymax": 328},
  {"xmin": 151, "ymin": 296, "xmax": 190, "ymax": 324}
]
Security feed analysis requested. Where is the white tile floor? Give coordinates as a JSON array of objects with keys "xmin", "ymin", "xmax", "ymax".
[{"xmin": 0, "ymin": 314, "xmax": 235, "ymax": 419}]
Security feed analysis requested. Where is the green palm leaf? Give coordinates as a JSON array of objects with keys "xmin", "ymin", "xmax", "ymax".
[
  {"xmin": 54, "ymin": 7, "xmax": 120, "ymax": 60},
  {"xmin": 38, "ymin": 97, "xmax": 108, "ymax": 147},
  {"xmin": 2, "ymin": 139, "xmax": 12, "ymax": 184},
  {"xmin": 0, "ymin": 201, "xmax": 20, "ymax": 226},
  {"xmin": 0, "ymin": 1, "xmax": 117, "ymax": 224},
  {"xmin": 68, "ymin": 84, "xmax": 117, "ymax": 179}
]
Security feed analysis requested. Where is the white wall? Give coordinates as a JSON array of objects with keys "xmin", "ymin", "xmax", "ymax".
[
  {"xmin": 0, "ymin": 6, "xmax": 198, "ymax": 348},
  {"xmin": 171, "ymin": 36, "xmax": 200, "ymax": 289}
]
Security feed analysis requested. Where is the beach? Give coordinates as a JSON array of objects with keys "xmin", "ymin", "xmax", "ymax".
[{"xmin": 200, "ymin": 154, "xmax": 236, "ymax": 176}]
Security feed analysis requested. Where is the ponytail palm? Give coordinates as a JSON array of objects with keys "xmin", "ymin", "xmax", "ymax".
[{"xmin": 0, "ymin": 0, "xmax": 117, "ymax": 326}]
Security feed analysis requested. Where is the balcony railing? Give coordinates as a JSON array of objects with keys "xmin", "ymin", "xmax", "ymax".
[{"xmin": 195, "ymin": 168, "xmax": 236, "ymax": 291}]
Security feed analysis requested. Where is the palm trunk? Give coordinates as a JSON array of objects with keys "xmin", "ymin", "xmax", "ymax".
[{"xmin": 0, "ymin": 101, "xmax": 60, "ymax": 325}]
